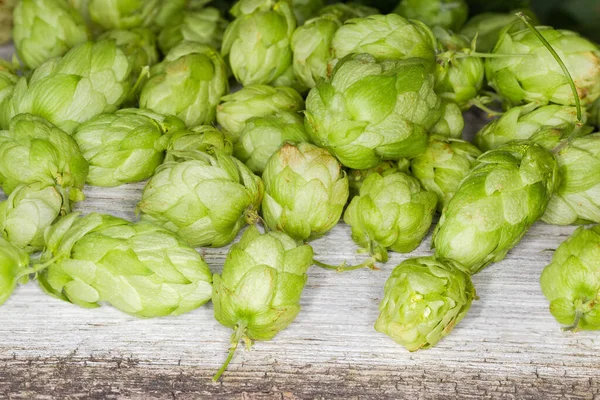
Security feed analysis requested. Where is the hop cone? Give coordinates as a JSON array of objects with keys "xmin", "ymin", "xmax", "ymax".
[
  {"xmin": 138, "ymin": 151, "xmax": 263, "ymax": 248},
  {"xmin": 0, "ymin": 237, "xmax": 30, "ymax": 306},
  {"xmin": 410, "ymin": 136, "xmax": 482, "ymax": 211},
  {"xmin": 540, "ymin": 225, "xmax": 600, "ymax": 331},
  {"xmin": 330, "ymin": 14, "xmax": 437, "ymax": 70},
  {"xmin": 344, "ymin": 171, "xmax": 437, "ymax": 262},
  {"xmin": 393, "ymin": 0, "xmax": 469, "ymax": 31},
  {"xmin": 73, "ymin": 109, "xmax": 186, "ymax": 187},
  {"xmin": 13, "ymin": 0, "xmax": 91, "ymax": 70},
  {"xmin": 347, "ymin": 160, "xmax": 405, "ymax": 199},
  {"xmin": 88, "ymin": 0, "xmax": 162, "ymax": 30},
  {"xmin": 262, "ymin": 142, "xmax": 349, "ymax": 241},
  {"xmin": 375, "ymin": 256, "xmax": 475, "ymax": 351},
  {"xmin": 163, "ymin": 125, "xmax": 233, "ymax": 162},
  {"xmin": 474, "ymin": 104, "xmax": 582, "ymax": 152},
  {"xmin": 429, "ymin": 100, "xmax": 464, "ymax": 139},
  {"xmin": 433, "ymin": 27, "xmax": 484, "ymax": 109},
  {"xmin": 4, "ymin": 40, "xmax": 134, "ymax": 134},
  {"xmin": 222, "ymin": 0, "xmax": 296, "ymax": 86},
  {"xmin": 485, "ymin": 27, "xmax": 600, "ymax": 107},
  {"xmin": 305, "ymin": 54, "xmax": 442, "ymax": 169},
  {"xmin": 217, "ymin": 84, "xmax": 304, "ymax": 142},
  {"xmin": 0, "ymin": 183, "xmax": 65, "ymax": 252},
  {"xmin": 140, "ymin": 41, "xmax": 228, "ymax": 128},
  {"xmin": 158, "ymin": 7, "xmax": 228, "ymax": 54},
  {"xmin": 37, "ymin": 213, "xmax": 213, "ymax": 317},
  {"xmin": 433, "ymin": 141, "xmax": 559, "ymax": 274},
  {"xmin": 212, "ymin": 225, "xmax": 313, "ymax": 379},
  {"xmin": 0, "ymin": 114, "xmax": 89, "ymax": 199},
  {"xmin": 234, "ymin": 112, "xmax": 309, "ymax": 175},
  {"xmin": 99, "ymin": 27, "xmax": 160, "ymax": 81}
]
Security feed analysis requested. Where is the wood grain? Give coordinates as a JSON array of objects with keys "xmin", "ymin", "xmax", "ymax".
[{"xmin": 1, "ymin": 44, "xmax": 599, "ymax": 400}]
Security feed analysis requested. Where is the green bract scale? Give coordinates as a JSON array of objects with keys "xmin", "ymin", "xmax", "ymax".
[
  {"xmin": 460, "ymin": 10, "xmax": 538, "ymax": 53},
  {"xmin": 433, "ymin": 141, "xmax": 559, "ymax": 274},
  {"xmin": 138, "ymin": 150, "xmax": 264, "ymax": 248},
  {"xmin": 216, "ymin": 85, "xmax": 304, "ymax": 142},
  {"xmin": 37, "ymin": 213, "xmax": 213, "ymax": 317},
  {"xmin": 347, "ymin": 160, "xmax": 404, "ymax": 199},
  {"xmin": 305, "ymin": 54, "xmax": 442, "ymax": 169},
  {"xmin": 13, "ymin": 0, "xmax": 91, "ymax": 70},
  {"xmin": 158, "ymin": 7, "xmax": 228, "ymax": 55},
  {"xmin": 88, "ymin": 0, "xmax": 162, "ymax": 30},
  {"xmin": 292, "ymin": 0, "xmax": 323, "ymax": 25},
  {"xmin": 474, "ymin": 104, "xmax": 582, "ymax": 152},
  {"xmin": 221, "ymin": 0, "xmax": 296, "ymax": 86},
  {"xmin": 0, "ymin": 114, "xmax": 88, "ymax": 200},
  {"xmin": 433, "ymin": 27, "xmax": 484, "ymax": 109},
  {"xmin": 212, "ymin": 225, "xmax": 313, "ymax": 380},
  {"xmin": 0, "ymin": 237, "xmax": 30, "ymax": 306},
  {"xmin": 485, "ymin": 27, "xmax": 600, "ymax": 107},
  {"xmin": 330, "ymin": 13, "xmax": 437, "ymax": 70},
  {"xmin": 163, "ymin": 125, "xmax": 233, "ymax": 162},
  {"xmin": 343, "ymin": 171, "xmax": 437, "ymax": 262},
  {"xmin": 4, "ymin": 39, "xmax": 134, "ymax": 134},
  {"xmin": 540, "ymin": 225, "xmax": 600, "ymax": 331},
  {"xmin": 234, "ymin": 112, "xmax": 309, "ymax": 175},
  {"xmin": 0, "ymin": 183, "xmax": 65, "ymax": 252},
  {"xmin": 73, "ymin": 109, "xmax": 186, "ymax": 187},
  {"xmin": 393, "ymin": 0, "xmax": 468, "ymax": 31},
  {"xmin": 375, "ymin": 256, "xmax": 475, "ymax": 351},
  {"xmin": 410, "ymin": 136, "xmax": 482, "ymax": 211},
  {"xmin": 543, "ymin": 133, "xmax": 600, "ymax": 225},
  {"xmin": 262, "ymin": 142, "xmax": 349, "ymax": 242},
  {"xmin": 140, "ymin": 41, "xmax": 228, "ymax": 128}
]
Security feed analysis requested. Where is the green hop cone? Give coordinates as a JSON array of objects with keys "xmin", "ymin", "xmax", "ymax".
[
  {"xmin": 433, "ymin": 141, "xmax": 559, "ymax": 274},
  {"xmin": 158, "ymin": 7, "xmax": 228, "ymax": 55},
  {"xmin": 474, "ymin": 104, "xmax": 582, "ymax": 152},
  {"xmin": 292, "ymin": 0, "xmax": 323, "ymax": 25},
  {"xmin": 347, "ymin": 160, "xmax": 406, "ymax": 199},
  {"xmin": 262, "ymin": 142, "xmax": 349, "ymax": 241},
  {"xmin": 393, "ymin": 0, "xmax": 468, "ymax": 31},
  {"xmin": 0, "ymin": 114, "xmax": 88, "ymax": 200},
  {"xmin": 410, "ymin": 136, "xmax": 482, "ymax": 211},
  {"xmin": 5, "ymin": 39, "xmax": 134, "ymax": 134},
  {"xmin": 12, "ymin": 0, "xmax": 91, "ymax": 70},
  {"xmin": 433, "ymin": 27, "xmax": 484, "ymax": 109},
  {"xmin": 540, "ymin": 225, "xmax": 600, "ymax": 331},
  {"xmin": 429, "ymin": 100, "xmax": 464, "ymax": 139},
  {"xmin": 344, "ymin": 171, "xmax": 437, "ymax": 262},
  {"xmin": 485, "ymin": 27, "xmax": 600, "ymax": 107},
  {"xmin": 460, "ymin": 9, "xmax": 538, "ymax": 53},
  {"xmin": 216, "ymin": 85, "xmax": 304, "ymax": 142},
  {"xmin": 318, "ymin": 3, "xmax": 379, "ymax": 20},
  {"xmin": 0, "ymin": 0, "xmax": 16, "ymax": 45},
  {"xmin": 36, "ymin": 212, "xmax": 213, "ymax": 317},
  {"xmin": 543, "ymin": 133, "xmax": 600, "ymax": 225},
  {"xmin": 330, "ymin": 13, "xmax": 437, "ymax": 70},
  {"xmin": 234, "ymin": 112, "xmax": 309, "ymax": 175},
  {"xmin": 305, "ymin": 54, "xmax": 442, "ymax": 169},
  {"xmin": 222, "ymin": 0, "xmax": 296, "ymax": 86},
  {"xmin": 138, "ymin": 150, "xmax": 263, "ymax": 248},
  {"xmin": 140, "ymin": 41, "xmax": 228, "ymax": 128},
  {"xmin": 0, "ymin": 237, "xmax": 30, "ymax": 306},
  {"xmin": 73, "ymin": 109, "xmax": 186, "ymax": 187},
  {"xmin": 99, "ymin": 28, "xmax": 160, "ymax": 78},
  {"xmin": 212, "ymin": 225, "xmax": 313, "ymax": 380},
  {"xmin": 88, "ymin": 0, "xmax": 161, "ymax": 30},
  {"xmin": 375, "ymin": 256, "xmax": 475, "ymax": 351},
  {"xmin": 163, "ymin": 125, "xmax": 233, "ymax": 162},
  {"xmin": 0, "ymin": 183, "xmax": 65, "ymax": 252}
]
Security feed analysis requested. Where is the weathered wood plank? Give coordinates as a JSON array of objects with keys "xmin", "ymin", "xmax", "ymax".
[{"xmin": 1, "ymin": 43, "xmax": 599, "ymax": 399}]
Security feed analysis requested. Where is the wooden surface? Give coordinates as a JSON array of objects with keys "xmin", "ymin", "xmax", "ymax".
[{"xmin": 1, "ymin": 44, "xmax": 600, "ymax": 400}]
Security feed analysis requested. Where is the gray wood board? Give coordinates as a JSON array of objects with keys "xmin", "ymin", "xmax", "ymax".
[{"xmin": 0, "ymin": 44, "xmax": 598, "ymax": 400}]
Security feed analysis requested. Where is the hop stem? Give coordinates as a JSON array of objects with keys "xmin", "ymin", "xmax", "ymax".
[
  {"xmin": 127, "ymin": 66, "xmax": 151, "ymax": 99},
  {"xmin": 313, "ymin": 258, "xmax": 378, "ymax": 272},
  {"xmin": 213, "ymin": 322, "xmax": 248, "ymax": 382},
  {"xmin": 561, "ymin": 310, "xmax": 582, "ymax": 332},
  {"xmin": 516, "ymin": 12, "xmax": 582, "ymax": 122},
  {"xmin": 16, "ymin": 256, "xmax": 59, "ymax": 280}
]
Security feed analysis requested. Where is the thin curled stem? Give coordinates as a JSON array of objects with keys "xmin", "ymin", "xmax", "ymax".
[
  {"xmin": 213, "ymin": 322, "xmax": 248, "ymax": 382},
  {"xmin": 313, "ymin": 258, "xmax": 378, "ymax": 272}
]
